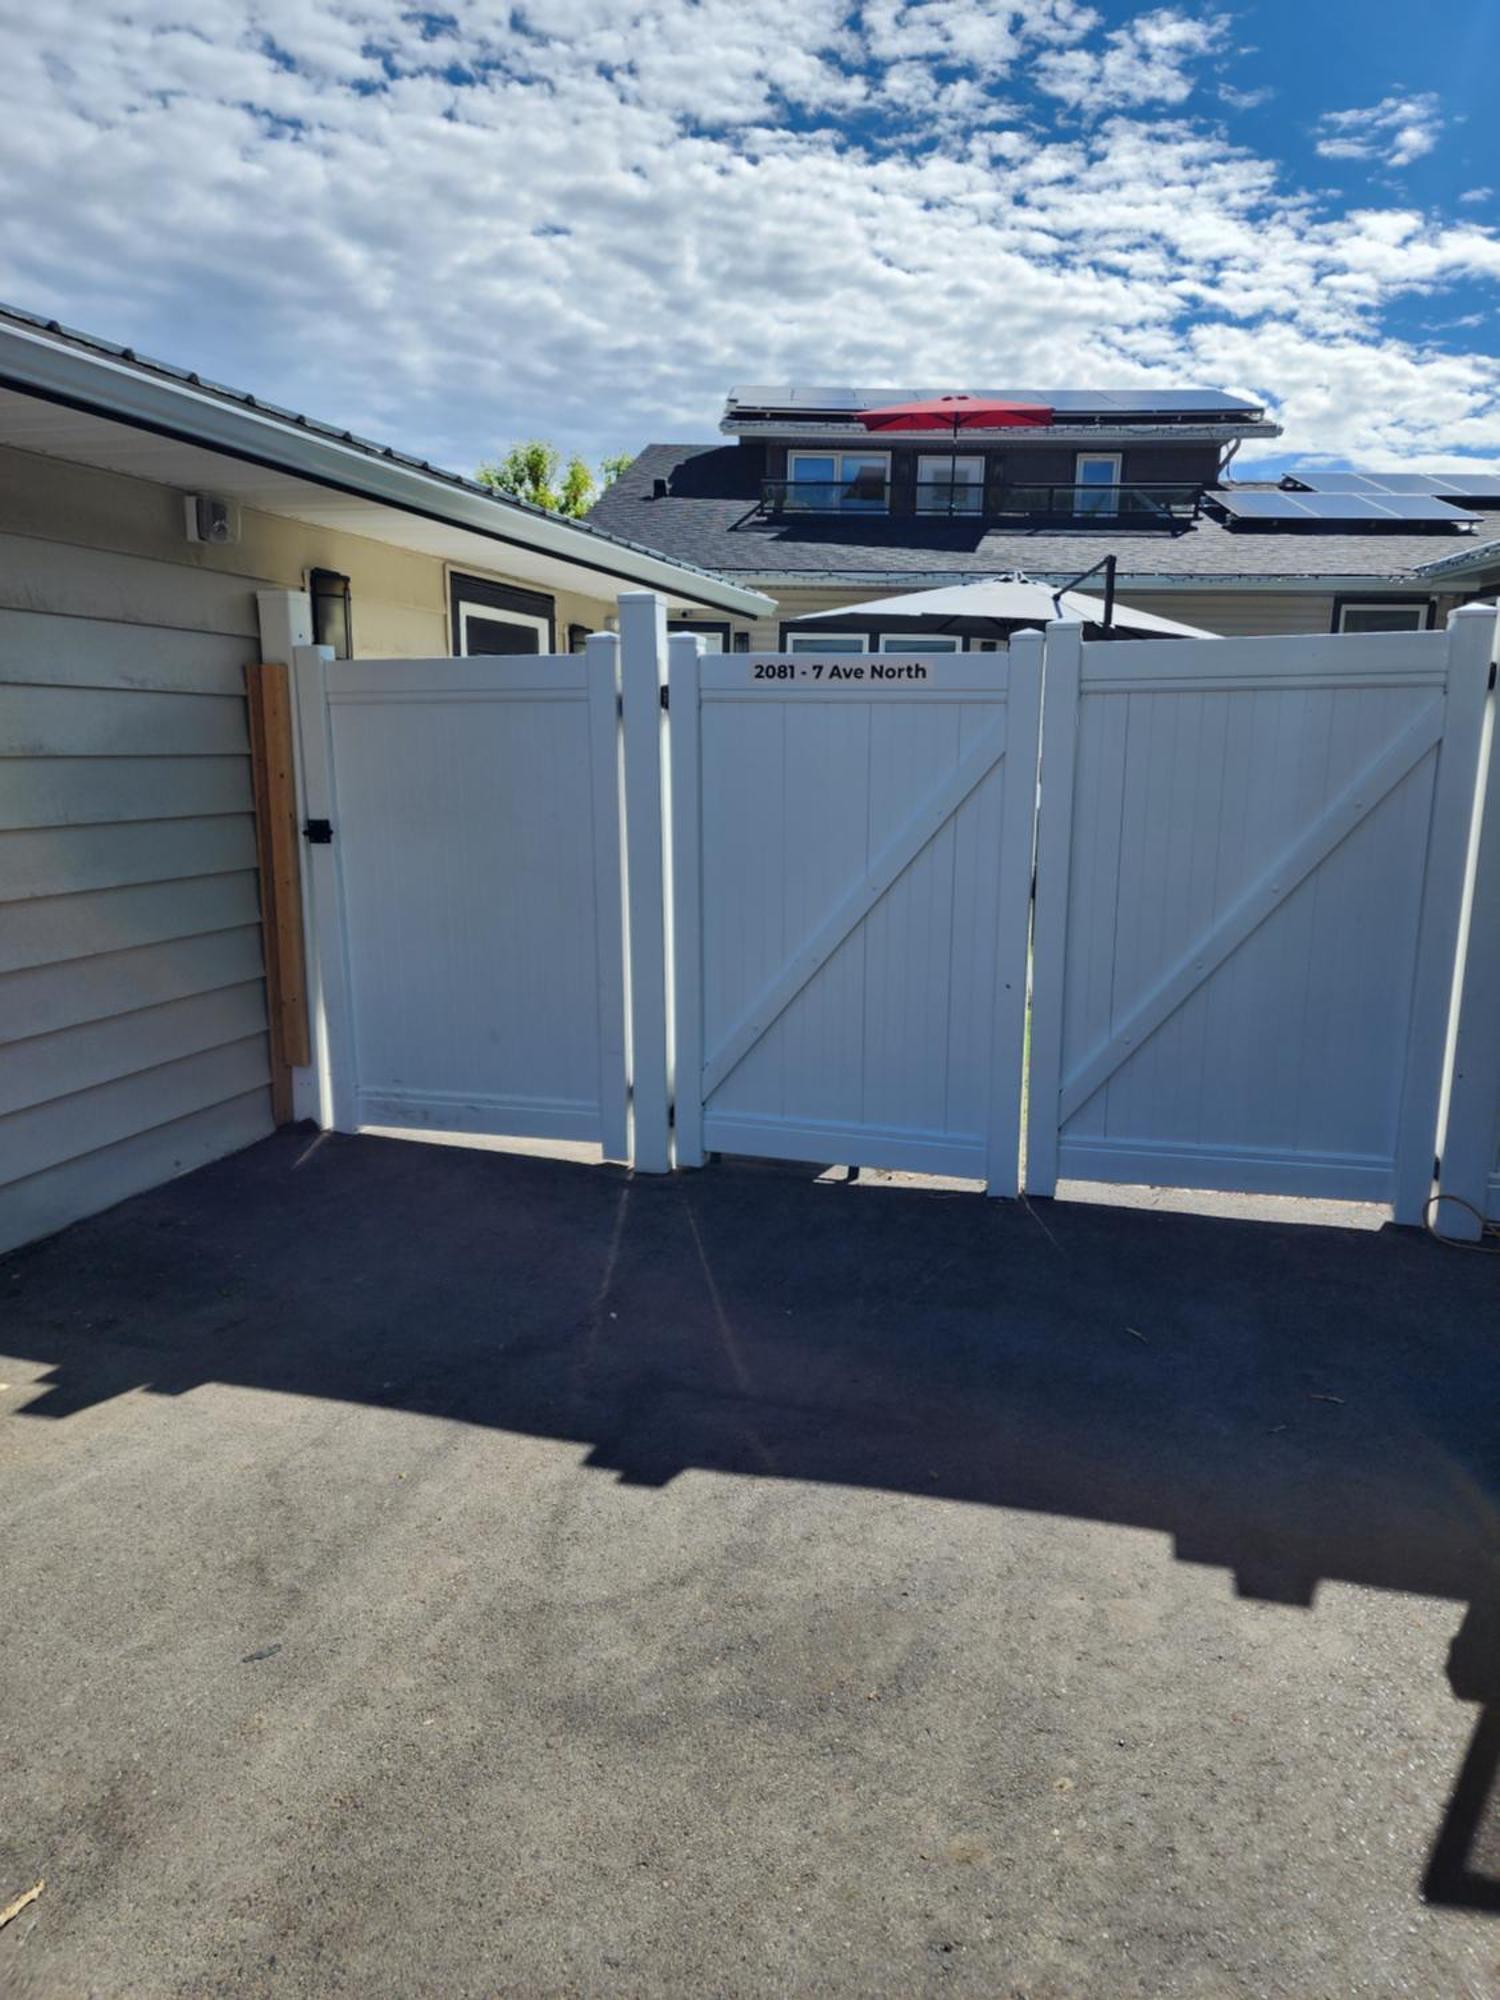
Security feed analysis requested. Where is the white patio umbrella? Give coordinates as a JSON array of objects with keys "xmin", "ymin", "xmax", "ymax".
[{"xmin": 790, "ymin": 573, "xmax": 1214, "ymax": 643}]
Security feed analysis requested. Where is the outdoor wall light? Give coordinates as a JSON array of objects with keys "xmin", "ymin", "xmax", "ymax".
[{"xmin": 309, "ymin": 568, "xmax": 353, "ymax": 658}]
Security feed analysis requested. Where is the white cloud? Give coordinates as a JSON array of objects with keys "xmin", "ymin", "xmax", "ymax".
[
  {"xmin": 1219, "ymin": 82, "xmax": 1273, "ymax": 111},
  {"xmin": 1034, "ymin": 7, "xmax": 1228, "ymax": 110},
  {"xmin": 0, "ymin": 3, "xmax": 1495, "ymax": 476},
  {"xmin": 1314, "ymin": 93, "xmax": 1443, "ymax": 170},
  {"xmin": 1460, "ymin": 187, "xmax": 1494, "ymax": 205}
]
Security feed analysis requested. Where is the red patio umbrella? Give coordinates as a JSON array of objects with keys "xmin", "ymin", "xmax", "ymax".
[
  {"xmin": 856, "ymin": 396, "xmax": 1054, "ymax": 432},
  {"xmin": 857, "ymin": 396, "xmax": 1053, "ymax": 511}
]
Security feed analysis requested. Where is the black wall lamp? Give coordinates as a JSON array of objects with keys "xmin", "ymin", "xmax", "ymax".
[{"xmin": 309, "ymin": 568, "xmax": 353, "ymax": 658}]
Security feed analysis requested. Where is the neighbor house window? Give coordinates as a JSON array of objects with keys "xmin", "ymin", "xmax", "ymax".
[
  {"xmin": 786, "ymin": 451, "xmax": 889, "ymax": 513},
  {"xmin": 1334, "ymin": 600, "xmax": 1433, "ymax": 634},
  {"xmin": 1075, "ymin": 452, "xmax": 1123, "ymax": 517},
  {"xmin": 786, "ymin": 632, "xmax": 867, "ymax": 652},
  {"xmin": 879, "ymin": 634, "xmax": 963, "ymax": 653},
  {"xmin": 916, "ymin": 455, "xmax": 984, "ymax": 516},
  {"xmin": 449, "ymin": 573, "xmax": 554, "ymax": 654},
  {"xmin": 668, "ymin": 620, "xmax": 729, "ymax": 652}
]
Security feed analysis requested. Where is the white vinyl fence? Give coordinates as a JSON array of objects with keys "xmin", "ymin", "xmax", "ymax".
[{"xmin": 288, "ymin": 596, "xmax": 1500, "ymax": 1227}]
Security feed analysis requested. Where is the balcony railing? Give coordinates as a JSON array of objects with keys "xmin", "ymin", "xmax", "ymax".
[
  {"xmin": 990, "ymin": 483, "xmax": 1203, "ymax": 524},
  {"xmin": 757, "ymin": 479, "xmax": 1203, "ymax": 524},
  {"xmin": 762, "ymin": 477, "xmax": 890, "ymax": 514}
]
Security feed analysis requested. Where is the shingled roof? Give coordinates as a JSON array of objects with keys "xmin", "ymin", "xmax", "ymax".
[{"xmin": 589, "ymin": 443, "xmax": 1500, "ymax": 588}]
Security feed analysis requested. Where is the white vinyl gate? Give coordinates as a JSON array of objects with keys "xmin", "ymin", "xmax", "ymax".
[
  {"xmin": 287, "ymin": 596, "xmax": 1499, "ymax": 1227},
  {"xmin": 1027, "ymin": 613, "xmax": 1492, "ymax": 1217},
  {"xmin": 666, "ymin": 636, "xmax": 1041, "ymax": 1191},
  {"xmin": 294, "ymin": 645, "xmax": 629, "ymax": 1156}
]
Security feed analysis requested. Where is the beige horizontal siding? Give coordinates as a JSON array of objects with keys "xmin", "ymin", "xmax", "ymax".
[
  {"xmin": 1119, "ymin": 590, "xmax": 1340, "ymax": 637},
  {"xmin": 0, "ymin": 530, "xmax": 260, "ymax": 636},
  {"xmin": 1, "ymin": 816, "xmax": 258, "ymax": 901},
  {"xmin": 0, "ymin": 1088, "xmax": 273, "ymax": 1258},
  {"xmin": 1, "ymin": 559, "xmax": 272, "ymax": 1254},
  {"xmin": 0, "ymin": 755, "xmax": 252, "ymax": 829},
  {"xmin": 0, "ymin": 607, "xmax": 253, "ymax": 693},
  {"xmin": 0, "ymin": 927, "xmax": 267, "ymax": 1041},
  {"xmin": 2, "ymin": 682, "xmax": 250, "ymax": 757},
  {"xmin": 0, "ymin": 870, "xmax": 264, "ymax": 974}
]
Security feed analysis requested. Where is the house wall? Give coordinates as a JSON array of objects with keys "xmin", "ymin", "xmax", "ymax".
[
  {"xmin": 0, "ymin": 540, "xmax": 274, "ymax": 1254},
  {"xmin": 0, "ymin": 443, "xmax": 621, "ymax": 1254},
  {"xmin": 748, "ymin": 582, "xmax": 1453, "ymax": 647},
  {"xmin": 0, "ymin": 446, "xmax": 617, "ymax": 656}
]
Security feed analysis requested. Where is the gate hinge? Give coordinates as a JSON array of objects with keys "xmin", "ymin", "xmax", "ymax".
[
  {"xmin": 659, "ymin": 684, "xmax": 670, "ymax": 711},
  {"xmin": 303, "ymin": 817, "xmax": 334, "ymax": 845}
]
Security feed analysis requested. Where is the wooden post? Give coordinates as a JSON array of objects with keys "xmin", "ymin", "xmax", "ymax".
[
  {"xmin": 618, "ymin": 592, "xmax": 671, "ymax": 1172},
  {"xmin": 245, "ymin": 662, "xmax": 311, "ymax": 1123},
  {"xmin": 255, "ymin": 589, "xmax": 319, "ymax": 1123}
]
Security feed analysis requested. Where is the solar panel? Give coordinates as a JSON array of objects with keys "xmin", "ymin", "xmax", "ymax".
[
  {"xmin": 1215, "ymin": 490, "xmax": 1479, "ymax": 526},
  {"xmin": 1284, "ymin": 469, "xmax": 1500, "ymax": 499},
  {"xmin": 726, "ymin": 386, "xmax": 1266, "ymax": 418}
]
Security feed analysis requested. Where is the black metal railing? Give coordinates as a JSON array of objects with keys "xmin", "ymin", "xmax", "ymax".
[
  {"xmin": 761, "ymin": 477, "xmax": 891, "ymax": 514},
  {"xmin": 990, "ymin": 482, "xmax": 1203, "ymax": 524},
  {"xmin": 757, "ymin": 478, "xmax": 1202, "ymax": 524}
]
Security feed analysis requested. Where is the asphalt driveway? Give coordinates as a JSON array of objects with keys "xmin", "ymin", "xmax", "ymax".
[{"xmin": 2, "ymin": 1129, "xmax": 1499, "ymax": 1997}]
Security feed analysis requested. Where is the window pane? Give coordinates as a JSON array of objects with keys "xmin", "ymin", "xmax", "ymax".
[
  {"xmin": 788, "ymin": 634, "xmax": 866, "ymax": 652},
  {"xmin": 1077, "ymin": 456, "xmax": 1119, "ymax": 485},
  {"xmin": 841, "ymin": 454, "xmax": 888, "ymax": 511},
  {"xmin": 917, "ymin": 456, "xmax": 983, "ymax": 515},
  {"xmin": 1338, "ymin": 604, "xmax": 1427, "ymax": 633},
  {"xmin": 880, "ymin": 636, "xmax": 962, "ymax": 653},
  {"xmin": 787, "ymin": 455, "xmax": 836, "ymax": 511}
]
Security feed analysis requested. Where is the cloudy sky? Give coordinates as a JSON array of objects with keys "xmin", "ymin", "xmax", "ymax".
[{"xmin": 1, "ymin": 0, "xmax": 1497, "ymax": 475}]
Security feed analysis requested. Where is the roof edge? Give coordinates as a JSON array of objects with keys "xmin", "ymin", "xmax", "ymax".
[{"xmin": 0, "ymin": 306, "xmax": 773, "ymax": 618}]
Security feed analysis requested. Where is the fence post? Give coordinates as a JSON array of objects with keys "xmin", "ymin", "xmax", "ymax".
[
  {"xmin": 986, "ymin": 628, "xmax": 1043, "ymax": 1196},
  {"xmin": 1392, "ymin": 605, "xmax": 1495, "ymax": 1226},
  {"xmin": 1023, "ymin": 619, "xmax": 1084, "ymax": 1197},
  {"xmin": 1434, "ymin": 607, "xmax": 1500, "ymax": 1239},
  {"xmin": 288, "ymin": 642, "xmax": 359, "ymax": 1132},
  {"xmin": 667, "ymin": 633, "xmax": 706, "ymax": 1168},
  {"xmin": 585, "ymin": 632, "xmax": 630, "ymax": 1164},
  {"xmin": 617, "ymin": 592, "xmax": 671, "ymax": 1172}
]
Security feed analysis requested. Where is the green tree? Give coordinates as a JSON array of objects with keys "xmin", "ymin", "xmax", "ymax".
[
  {"xmin": 598, "ymin": 452, "xmax": 634, "ymax": 489},
  {"xmin": 477, "ymin": 440, "xmax": 597, "ymax": 519}
]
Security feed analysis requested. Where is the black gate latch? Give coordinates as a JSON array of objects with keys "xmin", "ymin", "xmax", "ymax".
[{"xmin": 303, "ymin": 818, "xmax": 333, "ymax": 844}]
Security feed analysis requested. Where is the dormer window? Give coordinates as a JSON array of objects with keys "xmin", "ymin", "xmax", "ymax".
[
  {"xmin": 786, "ymin": 449, "xmax": 889, "ymax": 513},
  {"xmin": 1075, "ymin": 452, "xmax": 1123, "ymax": 516}
]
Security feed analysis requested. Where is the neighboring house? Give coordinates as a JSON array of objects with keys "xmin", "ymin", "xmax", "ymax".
[
  {"xmin": 586, "ymin": 385, "xmax": 1500, "ymax": 647},
  {"xmin": 0, "ymin": 303, "xmax": 772, "ymax": 1255}
]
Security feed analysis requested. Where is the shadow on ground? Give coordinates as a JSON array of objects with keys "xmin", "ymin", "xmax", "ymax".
[{"xmin": 5, "ymin": 1126, "xmax": 1499, "ymax": 1910}]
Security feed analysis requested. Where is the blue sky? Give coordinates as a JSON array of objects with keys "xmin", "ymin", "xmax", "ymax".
[{"xmin": 0, "ymin": 0, "xmax": 1497, "ymax": 476}]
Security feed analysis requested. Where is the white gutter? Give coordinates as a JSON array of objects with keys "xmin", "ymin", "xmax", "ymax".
[
  {"xmin": 0, "ymin": 318, "xmax": 774, "ymax": 620},
  {"xmin": 740, "ymin": 571, "xmax": 1448, "ymax": 593}
]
